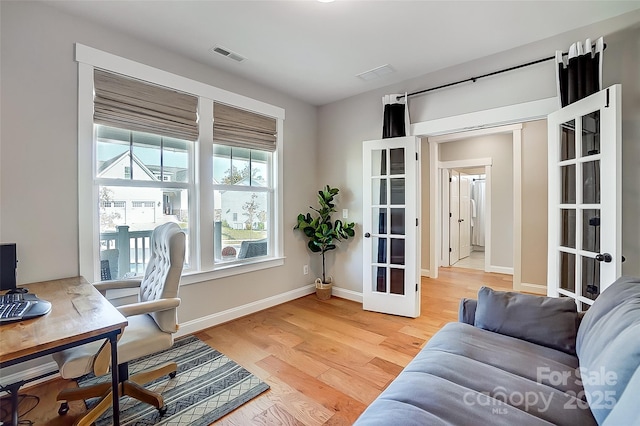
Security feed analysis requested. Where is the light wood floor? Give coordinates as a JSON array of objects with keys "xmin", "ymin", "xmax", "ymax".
[{"xmin": 1, "ymin": 267, "xmax": 512, "ymax": 425}]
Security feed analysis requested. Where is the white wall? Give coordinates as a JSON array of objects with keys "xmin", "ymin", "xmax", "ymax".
[
  {"xmin": 0, "ymin": 1, "xmax": 319, "ymax": 324},
  {"xmin": 318, "ymin": 13, "xmax": 640, "ymax": 293}
]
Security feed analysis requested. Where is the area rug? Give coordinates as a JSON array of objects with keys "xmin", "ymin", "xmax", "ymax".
[{"xmin": 77, "ymin": 335, "xmax": 270, "ymax": 426}]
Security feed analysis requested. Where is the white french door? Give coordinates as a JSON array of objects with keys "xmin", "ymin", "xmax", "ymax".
[
  {"xmin": 362, "ymin": 136, "xmax": 420, "ymax": 318},
  {"xmin": 547, "ymin": 85, "xmax": 622, "ymax": 310}
]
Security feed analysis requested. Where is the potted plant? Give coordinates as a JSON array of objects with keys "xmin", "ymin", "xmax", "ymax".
[{"xmin": 294, "ymin": 185, "xmax": 356, "ymax": 300}]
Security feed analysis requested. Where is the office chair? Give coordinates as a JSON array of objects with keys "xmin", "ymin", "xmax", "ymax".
[{"xmin": 53, "ymin": 222, "xmax": 185, "ymax": 425}]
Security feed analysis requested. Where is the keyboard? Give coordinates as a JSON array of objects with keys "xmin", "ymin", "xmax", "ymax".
[{"xmin": 0, "ymin": 293, "xmax": 52, "ymax": 323}]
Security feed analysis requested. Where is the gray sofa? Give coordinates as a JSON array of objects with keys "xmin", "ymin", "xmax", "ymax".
[{"xmin": 355, "ymin": 276, "xmax": 640, "ymax": 425}]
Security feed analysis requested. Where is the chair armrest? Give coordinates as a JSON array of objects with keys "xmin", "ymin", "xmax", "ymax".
[
  {"xmin": 117, "ymin": 298, "xmax": 180, "ymax": 317},
  {"xmin": 459, "ymin": 298, "xmax": 477, "ymax": 325},
  {"xmin": 93, "ymin": 279, "xmax": 142, "ymax": 296}
]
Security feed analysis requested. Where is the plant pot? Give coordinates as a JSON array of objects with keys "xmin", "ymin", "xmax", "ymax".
[{"xmin": 315, "ymin": 277, "xmax": 333, "ymax": 300}]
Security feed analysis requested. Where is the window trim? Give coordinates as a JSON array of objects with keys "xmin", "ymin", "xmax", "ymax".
[{"xmin": 77, "ymin": 43, "xmax": 285, "ymax": 284}]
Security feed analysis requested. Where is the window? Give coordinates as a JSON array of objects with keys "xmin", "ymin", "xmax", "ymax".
[
  {"xmin": 213, "ymin": 146, "xmax": 272, "ymax": 262},
  {"xmin": 76, "ymin": 44, "xmax": 285, "ymax": 284},
  {"xmin": 96, "ymin": 125, "xmax": 193, "ymax": 276}
]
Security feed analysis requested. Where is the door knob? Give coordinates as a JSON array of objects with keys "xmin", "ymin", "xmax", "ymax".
[
  {"xmin": 364, "ymin": 232, "xmax": 371, "ymax": 238},
  {"xmin": 595, "ymin": 253, "xmax": 612, "ymax": 263},
  {"xmin": 458, "ymin": 219, "xmax": 464, "ymax": 223}
]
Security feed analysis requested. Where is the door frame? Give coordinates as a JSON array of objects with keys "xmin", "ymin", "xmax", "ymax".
[
  {"xmin": 441, "ymin": 161, "xmax": 492, "ymax": 272},
  {"xmin": 413, "ymin": 96, "xmax": 558, "ymax": 291}
]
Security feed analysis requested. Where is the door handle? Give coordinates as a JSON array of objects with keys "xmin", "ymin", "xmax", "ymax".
[
  {"xmin": 595, "ymin": 253, "xmax": 613, "ymax": 263},
  {"xmin": 364, "ymin": 232, "xmax": 371, "ymax": 238}
]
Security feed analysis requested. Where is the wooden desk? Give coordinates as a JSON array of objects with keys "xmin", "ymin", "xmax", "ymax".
[{"xmin": 0, "ymin": 276, "xmax": 128, "ymax": 425}]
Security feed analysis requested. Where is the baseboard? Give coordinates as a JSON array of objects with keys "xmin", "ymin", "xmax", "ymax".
[
  {"xmin": 487, "ymin": 265, "xmax": 514, "ymax": 275},
  {"xmin": 176, "ymin": 284, "xmax": 316, "ymax": 337},
  {"xmin": 420, "ymin": 269, "xmax": 430, "ymax": 277},
  {"xmin": 331, "ymin": 286, "xmax": 363, "ymax": 303},
  {"xmin": 521, "ymin": 282, "xmax": 547, "ymax": 295}
]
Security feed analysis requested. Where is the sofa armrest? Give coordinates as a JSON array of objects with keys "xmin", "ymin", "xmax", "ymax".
[{"xmin": 458, "ymin": 298, "xmax": 477, "ymax": 325}]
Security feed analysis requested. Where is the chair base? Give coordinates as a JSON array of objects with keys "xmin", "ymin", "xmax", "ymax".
[{"xmin": 58, "ymin": 361, "xmax": 177, "ymax": 426}]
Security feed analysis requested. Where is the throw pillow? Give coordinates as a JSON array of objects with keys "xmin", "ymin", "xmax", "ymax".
[{"xmin": 474, "ymin": 286, "xmax": 579, "ymax": 354}]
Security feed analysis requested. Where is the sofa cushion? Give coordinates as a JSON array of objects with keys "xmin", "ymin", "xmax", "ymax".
[
  {"xmin": 576, "ymin": 276, "xmax": 640, "ymax": 424},
  {"xmin": 474, "ymin": 286, "xmax": 579, "ymax": 354},
  {"xmin": 355, "ymin": 322, "xmax": 596, "ymax": 425}
]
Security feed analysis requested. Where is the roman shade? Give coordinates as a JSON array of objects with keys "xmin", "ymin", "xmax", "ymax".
[
  {"xmin": 94, "ymin": 69, "xmax": 199, "ymax": 141},
  {"xmin": 213, "ymin": 102, "xmax": 277, "ymax": 152}
]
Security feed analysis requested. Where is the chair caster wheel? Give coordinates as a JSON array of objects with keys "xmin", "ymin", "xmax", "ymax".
[
  {"xmin": 169, "ymin": 371, "xmax": 177, "ymax": 379},
  {"xmin": 58, "ymin": 402, "xmax": 69, "ymax": 415},
  {"xmin": 159, "ymin": 405, "xmax": 168, "ymax": 416}
]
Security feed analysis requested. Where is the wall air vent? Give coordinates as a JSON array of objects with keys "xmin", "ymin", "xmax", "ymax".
[
  {"xmin": 209, "ymin": 46, "xmax": 246, "ymax": 62},
  {"xmin": 356, "ymin": 64, "xmax": 394, "ymax": 81}
]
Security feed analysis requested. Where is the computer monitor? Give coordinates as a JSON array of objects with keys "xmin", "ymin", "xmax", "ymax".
[{"xmin": 1, "ymin": 243, "xmax": 17, "ymax": 291}]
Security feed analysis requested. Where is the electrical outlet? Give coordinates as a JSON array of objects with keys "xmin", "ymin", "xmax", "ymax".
[
  {"xmin": 342, "ymin": 209, "xmax": 348, "ymax": 219},
  {"xmin": 303, "ymin": 265, "xmax": 309, "ymax": 275}
]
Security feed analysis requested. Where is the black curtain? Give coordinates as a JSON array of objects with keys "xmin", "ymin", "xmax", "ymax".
[
  {"xmin": 382, "ymin": 94, "xmax": 409, "ymax": 138},
  {"xmin": 556, "ymin": 37, "xmax": 604, "ymax": 107}
]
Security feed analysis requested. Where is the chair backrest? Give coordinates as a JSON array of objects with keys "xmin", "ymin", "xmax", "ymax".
[{"xmin": 139, "ymin": 222, "xmax": 185, "ymax": 333}]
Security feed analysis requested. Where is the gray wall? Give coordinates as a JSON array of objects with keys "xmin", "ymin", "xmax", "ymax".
[
  {"xmin": 0, "ymin": 1, "xmax": 319, "ymax": 323},
  {"xmin": 318, "ymin": 13, "xmax": 640, "ymax": 293}
]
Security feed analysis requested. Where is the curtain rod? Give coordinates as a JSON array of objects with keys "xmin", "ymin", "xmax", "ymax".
[{"xmin": 398, "ymin": 43, "xmax": 606, "ymax": 100}]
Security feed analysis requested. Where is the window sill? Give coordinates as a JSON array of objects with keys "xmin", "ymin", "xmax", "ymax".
[{"xmin": 180, "ymin": 256, "xmax": 285, "ymax": 286}]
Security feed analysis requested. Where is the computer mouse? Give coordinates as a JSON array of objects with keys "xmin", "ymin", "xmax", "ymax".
[{"xmin": 7, "ymin": 288, "xmax": 28, "ymax": 294}]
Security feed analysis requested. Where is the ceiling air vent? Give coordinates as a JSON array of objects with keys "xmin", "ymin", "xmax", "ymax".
[
  {"xmin": 356, "ymin": 64, "xmax": 394, "ymax": 81},
  {"xmin": 210, "ymin": 46, "xmax": 246, "ymax": 62}
]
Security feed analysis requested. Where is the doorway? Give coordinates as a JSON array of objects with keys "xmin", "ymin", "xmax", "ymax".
[
  {"xmin": 449, "ymin": 168, "xmax": 486, "ymax": 271},
  {"xmin": 416, "ymin": 97, "xmax": 557, "ymax": 291}
]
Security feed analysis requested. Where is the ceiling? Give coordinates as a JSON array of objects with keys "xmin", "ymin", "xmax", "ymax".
[{"xmin": 46, "ymin": 1, "xmax": 640, "ymax": 106}]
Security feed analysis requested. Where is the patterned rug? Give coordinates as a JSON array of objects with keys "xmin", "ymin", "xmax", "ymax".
[{"xmin": 77, "ymin": 335, "xmax": 270, "ymax": 426}]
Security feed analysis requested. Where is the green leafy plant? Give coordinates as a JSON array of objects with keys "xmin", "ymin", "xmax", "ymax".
[{"xmin": 294, "ymin": 185, "xmax": 356, "ymax": 284}]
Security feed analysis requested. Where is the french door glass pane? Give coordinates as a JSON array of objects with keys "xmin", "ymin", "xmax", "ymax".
[
  {"xmin": 582, "ymin": 111, "xmax": 600, "ymax": 156},
  {"xmin": 389, "ymin": 148, "xmax": 405, "ymax": 175},
  {"xmin": 372, "ymin": 237, "xmax": 387, "ymax": 263},
  {"xmin": 390, "ymin": 208, "xmax": 405, "ymax": 235},
  {"xmin": 581, "ymin": 256, "xmax": 600, "ymax": 300},
  {"xmin": 559, "ymin": 252, "xmax": 576, "ymax": 293},
  {"xmin": 560, "ymin": 209, "xmax": 576, "ymax": 248},
  {"xmin": 582, "ymin": 209, "xmax": 600, "ymax": 252},
  {"xmin": 390, "ymin": 268, "xmax": 405, "ymax": 295},
  {"xmin": 373, "ymin": 208, "xmax": 387, "ymax": 234},
  {"xmin": 371, "ymin": 149, "xmax": 387, "ymax": 176},
  {"xmin": 560, "ymin": 120, "xmax": 576, "ymax": 161},
  {"xmin": 372, "ymin": 179, "xmax": 387, "ymax": 204},
  {"xmin": 583, "ymin": 161, "xmax": 600, "ymax": 204},
  {"xmin": 390, "ymin": 239, "xmax": 405, "ymax": 265},
  {"xmin": 375, "ymin": 266, "xmax": 386, "ymax": 292},
  {"xmin": 390, "ymin": 178, "xmax": 405, "ymax": 204},
  {"xmin": 561, "ymin": 165, "xmax": 576, "ymax": 204}
]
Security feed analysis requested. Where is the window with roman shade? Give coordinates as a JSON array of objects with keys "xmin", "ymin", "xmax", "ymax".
[
  {"xmin": 212, "ymin": 103, "xmax": 277, "ymax": 264},
  {"xmin": 213, "ymin": 102, "xmax": 277, "ymax": 151},
  {"xmin": 78, "ymin": 44, "xmax": 285, "ymax": 284},
  {"xmin": 94, "ymin": 69, "xmax": 199, "ymax": 141}
]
